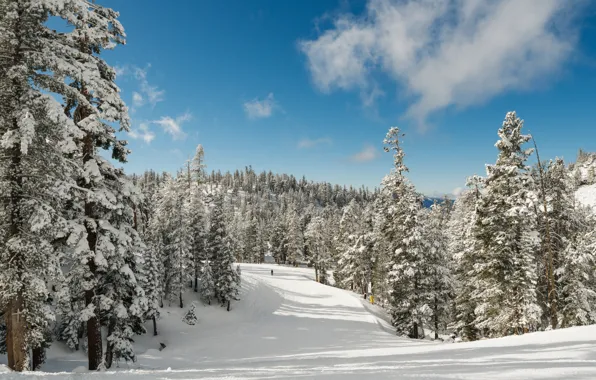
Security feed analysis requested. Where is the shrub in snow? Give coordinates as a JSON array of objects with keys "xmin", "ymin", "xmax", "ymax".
[{"xmin": 183, "ymin": 305, "xmax": 198, "ymax": 325}]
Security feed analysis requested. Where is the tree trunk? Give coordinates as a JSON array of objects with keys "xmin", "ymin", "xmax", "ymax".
[
  {"xmin": 104, "ymin": 317, "xmax": 116, "ymax": 369},
  {"xmin": 85, "ymin": 287, "xmax": 103, "ymax": 371},
  {"xmin": 6, "ymin": 298, "xmax": 27, "ymax": 372},
  {"xmin": 227, "ymin": 300, "xmax": 231, "ymax": 312},
  {"xmin": 32, "ymin": 346, "xmax": 45, "ymax": 370},
  {"xmin": 434, "ymin": 294, "xmax": 439, "ymax": 340},
  {"xmin": 412, "ymin": 321, "xmax": 419, "ymax": 339},
  {"xmin": 152, "ymin": 315, "xmax": 158, "ymax": 336},
  {"xmin": 84, "ymin": 198, "xmax": 103, "ymax": 371},
  {"xmin": 194, "ymin": 266, "xmax": 199, "ymax": 293},
  {"xmin": 179, "ymin": 291, "xmax": 184, "ymax": 309}
]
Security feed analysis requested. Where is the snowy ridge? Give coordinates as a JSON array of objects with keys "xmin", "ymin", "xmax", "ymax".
[{"xmin": 3, "ymin": 264, "xmax": 596, "ymax": 379}]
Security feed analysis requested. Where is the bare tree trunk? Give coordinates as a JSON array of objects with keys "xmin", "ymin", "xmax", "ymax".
[{"xmin": 227, "ymin": 300, "xmax": 231, "ymax": 312}]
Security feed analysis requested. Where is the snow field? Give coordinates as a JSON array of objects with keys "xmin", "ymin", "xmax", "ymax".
[{"xmin": 2, "ymin": 264, "xmax": 596, "ymax": 379}]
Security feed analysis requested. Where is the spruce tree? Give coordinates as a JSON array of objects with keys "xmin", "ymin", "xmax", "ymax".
[
  {"xmin": 378, "ymin": 127, "xmax": 425, "ymax": 338},
  {"xmin": 471, "ymin": 112, "xmax": 540, "ymax": 336},
  {"xmin": 448, "ymin": 176, "xmax": 483, "ymax": 341},
  {"xmin": 0, "ymin": 0, "xmax": 100, "ymax": 370}
]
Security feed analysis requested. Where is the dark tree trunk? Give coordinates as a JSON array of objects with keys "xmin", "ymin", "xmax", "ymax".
[
  {"xmin": 412, "ymin": 321, "xmax": 419, "ymax": 339},
  {"xmin": 194, "ymin": 270, "xmax": 198, "ymax": 293},
  {"xmin": 104, "ymin": 317, "xmax": 116, "ymax": 369},
  {"xmin": 85, "ymin": 288, "xmax": 102, "ymax": 370},
  {"xmin": 434, "ymin": 294, "xmax": 439, "ymax": 340},
  {"xmin": 152, "ymin": 315, "xmax": 158, "ymax": 336},
  {"xmin": 179, "ymin": 292, "xmax": 183, "ymax": 309},
  {"xmin": 227, "ymin": 300, "xmax": 231, "ymax": 312},
  {"xmin": 32, "ymin": 346, "xmax": 45, "ymax": 370}
]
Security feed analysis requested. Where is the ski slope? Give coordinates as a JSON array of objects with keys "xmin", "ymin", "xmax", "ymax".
[{"xmin": 3, "ymin": 264, "xmax": 596, "ymax": 379}]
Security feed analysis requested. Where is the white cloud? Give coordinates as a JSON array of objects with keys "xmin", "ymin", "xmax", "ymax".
[
  {"xmin": 128, "ymin": 122, "xmax": 155, "ymax": 144},
  {"xmin": 452, "ymin": 187, "xmax": 464, "ymax": 198},
  {"xmin": 298, "ymin": 137, "xmax": 333, "ymax": 149},
  {"xmin": 114, "ymin": 65, "xmax": 128, "ymax": 77},
  {"xmin": 243, "ymin": 93, "xmax": 277, "ymax": 119},
  {"xmin": 300, "ymin": 0, "xmax": 577, "ymax": 127},
  {"xmin": 351, "ymin": 144, "xmax": 378, "ymax": 162},
  {"xmin": 134, "ymin": 65, "xmax": 165, "ymax": 107},
  {"xmin": 152, "ymin": 112, "xmax": 191, "ymax": 140},
  {"xmin": 132, "ymin": 92, "xmax": 144, "ymax": 107}
]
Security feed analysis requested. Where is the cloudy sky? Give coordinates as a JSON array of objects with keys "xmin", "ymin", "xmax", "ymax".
[{"xmin": 103, "ymin": 0, "xmax": 596, "ymax": 196}]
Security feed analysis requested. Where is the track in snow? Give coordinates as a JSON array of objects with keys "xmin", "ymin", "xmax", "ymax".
[{"xmin": 3, "ymin": 264, "xmax": 596, "ymax": 379}]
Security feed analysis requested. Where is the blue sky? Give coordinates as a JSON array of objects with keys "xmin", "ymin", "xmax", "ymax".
[{"xmin": 102, "ymin": 0, "xmax": 596, "ymax": 196}]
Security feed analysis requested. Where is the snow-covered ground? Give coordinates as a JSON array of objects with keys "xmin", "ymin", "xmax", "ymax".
[{"xmin": 3, "ymin": 264, "xmax": 596, "ymax": 379}]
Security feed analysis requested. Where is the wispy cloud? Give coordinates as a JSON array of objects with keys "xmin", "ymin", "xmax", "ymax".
[
  {"xmin": 128, "ymin": 122, "xmax": 155, "ymax": 144},
  {"xmin": 298, "ymin": 137, "xmax": 333, "ymax": 149},
  {"xmin": 134, "ymin": 65, "xmax": 165, "ymax": 107},
  {"xmin": 152, "ymin": 112, "xmax": 191, "ymax": 140},
  {"xmin": 132, "ymin": 92, "xmax": 144, "ymax": 107},
  {"xmin": 300, "ymin": 0, "xmax": 579, "ymax": 128},
  {"xmin": 114, "ymin": 65, "xmax": 128, "ymax": 77},
  {"xmin": 243, "ymin": 93, "xmax": 277, "ymax": 119},
  {"xmin": 351, "ymin": 144, "xmax": 378, "ymax": 162}
]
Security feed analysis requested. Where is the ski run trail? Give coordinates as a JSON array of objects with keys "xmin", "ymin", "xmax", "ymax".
[{"xmin": 2, "ymin": 264, "xmax": 596, "ymax": 379}]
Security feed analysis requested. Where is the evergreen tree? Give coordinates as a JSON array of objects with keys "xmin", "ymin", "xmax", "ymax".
[
  {"xmin": 471, "ymin": 112, "xmax": 540, "ymax": 337},
  {"xmin": 199, "ymin": 260, "xmax": 215, "ymax": 305},
  {"xmin": 182, "ymin": 304, "xmax": 198, "ymax": 326},
  {"xmin": 285, "ymin": 202, "xmax": 304, "ymax": 266},
  {"xmin": 378, "ymin": 127, "xmax": 426, "ymax": 338},
  {"xmin": 449, "ymin": 176, "xmax": 483, "ymax": 341},
  {"xmin": 423, "ymin": 200, "xmax": 454, "ymax": 339},
  {"xmin": 557, "ymin": 207, "xmax": 596, "ymax": 327}
]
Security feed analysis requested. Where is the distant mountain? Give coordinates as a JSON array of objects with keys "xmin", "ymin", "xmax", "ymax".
[{"xmin": 422, "ymin": 197, "xmax": 453, "ymax": 208}]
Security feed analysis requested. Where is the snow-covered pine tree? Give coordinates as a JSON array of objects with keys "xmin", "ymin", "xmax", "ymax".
[
  {"xmin": 378, "ymin": 127, "xmax": 426, "ymax": 338},
  {"xmin": 305, "ymin": 216, "xmax": 333, "ymax": 284},
  {"xmin": 285, "ymin": 201, "xmax": 304, "ymax": 266},
  {"xmin": 556, "ymin": 205, "xmax": 596, "ymax": 327},
  {"xmin": 207, "ymin": 193, "xmax": 226, "ymax": 301},
  {"xmin": 45, "ymin": 0, "xmax": 149, "ymax": 370},
  {"xmin": 208, "ymin": 194, "xmax": 240, "ymax": 310},
  {"xmin": 533, "ymin": 157, "xmax": 582, "ymax": 329},
  {"xmin": 199, "ymin": 260, "xmax": 215, "ymax": 305},
  {"xmin": 182, "ymin": 304, "xmax": 198, "ymax": 326},
  {"xmin": 335, "ymin": 199, "xmax": 364, "ymax": 290},
  {"xmin": 154, "ymin": 174, "xmax": 193, "ymax": 308},
  {"xmin": 243, "ymin": 207, "xmax": 259, "ymax": 263},
  {"xmin": 216, "ymin": 235, "xmax": 240, "ymax": 311},
  {"xmin": 189, "ymin": 144, "xmax": 207, "ymax": 292},
  {"xmin": 422, "ymin": 199, "xmax": 454, "ymax": 340},
  {"xmin": 100, "ymin": 178, "xmax": 149, "ymax": 369},
  {"xmin": 448, "ymin": 176, "xmax": 483, "ymax": 341},
  {"xmin": 0, "ymin": 0, "xmax": 101, "ymax": 370},
  {"xmin": 471, "ymin": 112, "xmax": 540, "ymax": 337}
]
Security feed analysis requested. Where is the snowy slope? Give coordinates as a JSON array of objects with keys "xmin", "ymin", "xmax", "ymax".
[{"xmin": 3, "ymin": 264, "xmax": 596, "ymax": 379}]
